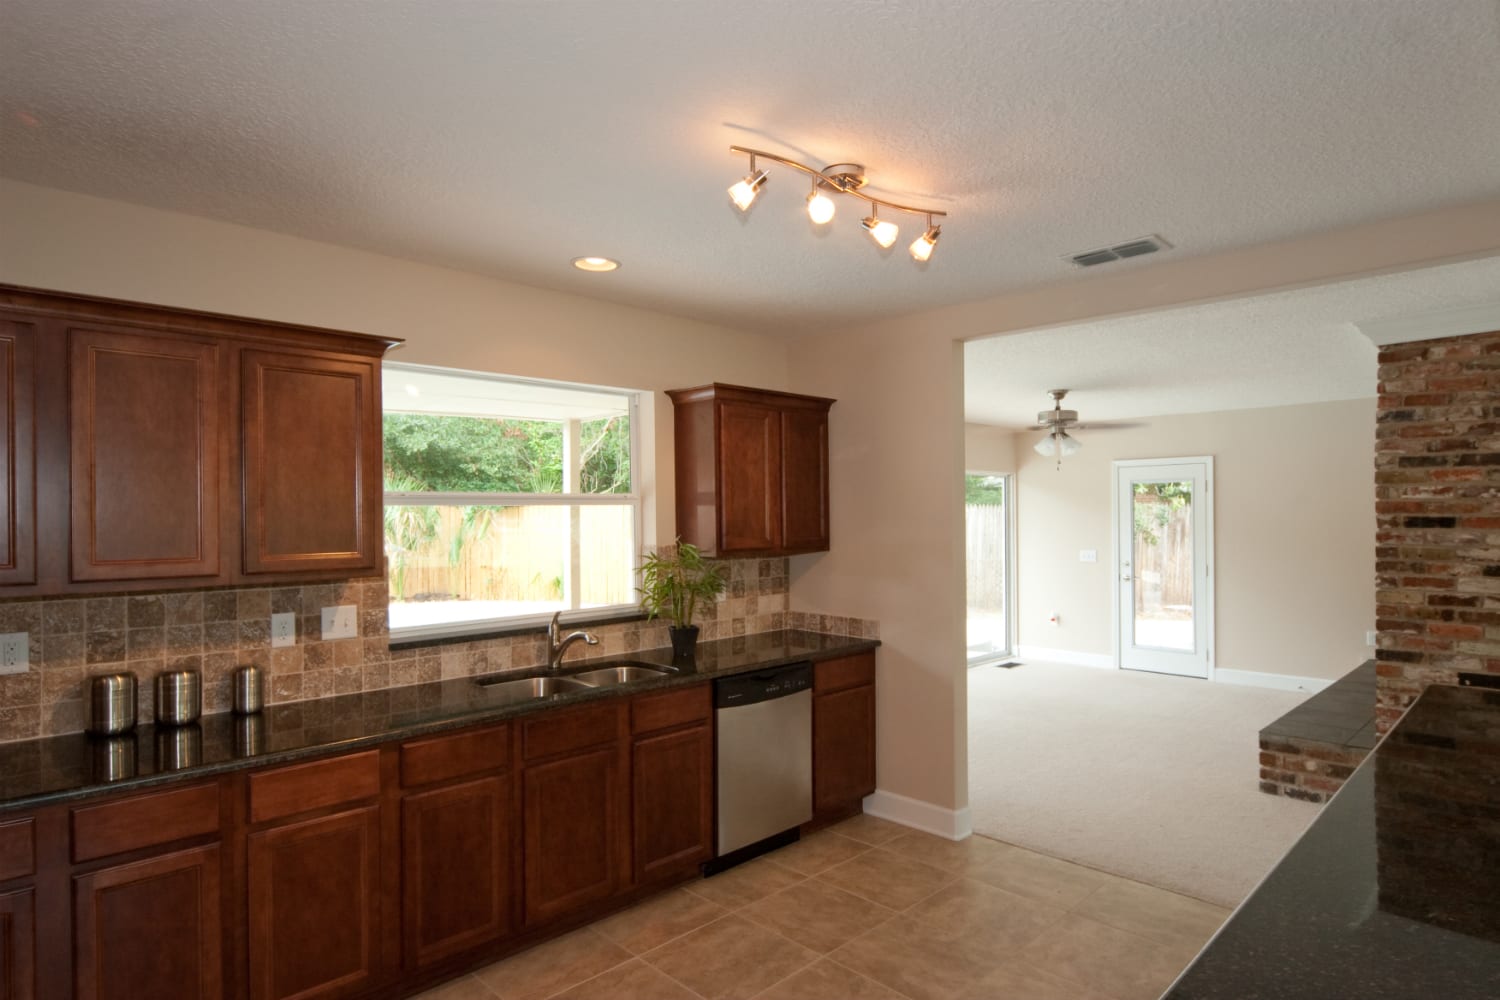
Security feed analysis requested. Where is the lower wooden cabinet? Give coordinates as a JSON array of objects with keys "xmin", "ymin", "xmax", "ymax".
[
  {"xmin": 0, "ymin": 887, "xmax": 34, "ymax": 1000},
  {"xmin": 73, "ymin": 844, "xmax": 222, "ymax": 1000},
  {"xmin": 631, "ymin": 687, "xmax": 713, "ymax": 885},
  {"xmin": 522, "ymin": 745, "xmax": 621, "ymax": 926},
  {"xmin": 813, "ymin": 653, "xmax": 878, "ymax": 822},
  {"xmin": 247, "ymin": 806, "xmax": 381, "ymax": 1000},
  {"xmin": 401, "ymin": 775, "xmax": 513, "ymax": 969}
]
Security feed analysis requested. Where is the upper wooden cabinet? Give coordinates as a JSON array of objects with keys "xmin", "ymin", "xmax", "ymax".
[
  {"xmin": 0, "ymin": 284, "xmax": 399, "ymax": 594},
  {"xmin": 241, "ymin": 350, "xmax": 382, "ymax": 575},
  {"xmin": 668, "ymin": 383, "xmax": 833, "ymax": 557}
]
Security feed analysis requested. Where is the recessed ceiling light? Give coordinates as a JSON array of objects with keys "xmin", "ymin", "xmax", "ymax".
[{"xmin": 572, "ymin": 256, "xmax": 620, "ymax": 273}]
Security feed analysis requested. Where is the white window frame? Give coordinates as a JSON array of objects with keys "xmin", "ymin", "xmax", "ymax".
[{"xmin": 382, "ymin": 363, "xmax": 644, "ymax": 643}]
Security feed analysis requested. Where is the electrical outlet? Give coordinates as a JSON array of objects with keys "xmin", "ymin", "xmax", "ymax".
[
  {"xmin": 271, "ymin": 612, "xmax": 296, "ymax": 648},
  {"xmin": 321, "ymin": 605, "xmax": 358, "ymax": 640},
  {"xmin": 1366, "ymin": 630, "xmax": 1379, "ymax": 647},
  {"xmin": 0, "ymin": 632, "xmax": 28, "ymax": 674},
  {"xmin": 1079, "ymin": 549, "xmax": 1098, "ymax": 563}
]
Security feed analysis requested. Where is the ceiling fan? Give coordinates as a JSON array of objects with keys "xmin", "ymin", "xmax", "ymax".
[{"xmin": 1027, "ymin": 389, "xmax": 1141, "ymax": 467}]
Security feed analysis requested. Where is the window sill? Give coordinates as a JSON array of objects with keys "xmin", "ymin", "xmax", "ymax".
[{"xmin": 388, "ymin": 607, "xmax": 651, "ymax": 651}]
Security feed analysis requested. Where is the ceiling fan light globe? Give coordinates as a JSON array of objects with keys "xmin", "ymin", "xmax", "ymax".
[
  {"xmin": 1034, "ymin": 436, "xmax": 1058, "ymax": 457},
  {"xmin": 1057, "ymin": 431, "xmax": 1082, "ymax": 456}
]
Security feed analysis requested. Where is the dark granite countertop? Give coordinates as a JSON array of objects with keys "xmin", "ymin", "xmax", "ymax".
[
  {"xmin": 0, "ymin": 629, "xmax": 878, "ymax": 813},
  {"xmin": 1164, "ymin": 683, "xmax": 1500, "ymax": 999}
]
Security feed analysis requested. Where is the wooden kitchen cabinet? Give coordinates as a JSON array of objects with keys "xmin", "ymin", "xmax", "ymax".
[
  {"xmin": 0, "ymin": 316, "xmax": 36, "ymax": 588},
  {"xmin": 668, "ymin": 383, "xmax": 833, "ymax": 557},
  {"xmin": 812, "ymin": 652, "xmax": 877, "ymax": 822},
  {"xmin": 398, "ymin": 725, "xmax": 515, "ymax": 971},
  {"xmin": 246, "ymin": 752, "xmax": 385, "ymax": 1000},
  {"xmin": 241, "ymin": 350, "xmax": 383, "ymax": 576},
  {"xmin": 630, "ymin": 686, "xmax": 713, "ymax": 885},
  {"xmin": 73, "ymin": 844, "xmax": 223, "ymax": 1000},
  {"xmin": 520, "ymin": 702, "xmax": 627, "ymax": 927},
  {"xmin": 0, "ymin": 284, "xmax": 398, "ymax": 595},
  {"xmin": 68, "ymin": 325, "xmax": 224, "ymax": 583},
  {"xmin": 0, "ymin": 887, "xmax": 34, "ymax": 1000}
]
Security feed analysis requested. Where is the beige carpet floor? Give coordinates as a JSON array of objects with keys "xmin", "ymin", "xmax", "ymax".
[{"xmin": 967, "ymin": 661, "xmax": 1323, "ymax": 908}]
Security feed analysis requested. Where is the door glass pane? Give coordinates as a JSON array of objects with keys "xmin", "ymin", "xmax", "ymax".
[
  {"xmin": 1131, "ymin": 480, "xmax": 1194, "ymax": 652},
  {"xmin": 966, "ymin": 474, "xmax": 1008, "ymax": 662}
]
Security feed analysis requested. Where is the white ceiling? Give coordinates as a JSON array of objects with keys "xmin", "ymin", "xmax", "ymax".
[
  {"xmin": 2, "ymin": 2, "xmax": 1500, "ymax": 336},
  {"xmin": 963, "ymin": 255, "xmax": 1500, "ymax": 427}
]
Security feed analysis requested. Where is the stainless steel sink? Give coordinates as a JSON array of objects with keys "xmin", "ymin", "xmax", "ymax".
[
  {"xmin": 567, "ymin": 664, "xmax": 672, "ymax": 687},
  {"xmin": 475, "ymin": 675, "xmax": 594, "ymax": 705}
]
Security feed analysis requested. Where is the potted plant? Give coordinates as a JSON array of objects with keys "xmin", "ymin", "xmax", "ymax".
[{"xmin": 638, "ymin": 540, "xmax": 726, "ymax": 661}]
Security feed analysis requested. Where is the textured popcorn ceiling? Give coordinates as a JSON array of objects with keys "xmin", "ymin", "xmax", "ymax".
[
  {"xmin": 1, "ymin": 1, "xmax": 1499, "ymax": 336},
  {"xmin": 964, "ymin": 256, "xmax": 1500, "ymax": 427}
]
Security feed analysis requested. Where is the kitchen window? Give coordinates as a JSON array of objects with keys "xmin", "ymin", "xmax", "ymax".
[{"xmin": 382, "ymin": 362, "xmax": 641, "ymax": 641}]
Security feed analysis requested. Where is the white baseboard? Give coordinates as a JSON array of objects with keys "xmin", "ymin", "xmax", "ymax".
[
  {"xmin": 1214, "ymin": 668, "xmax": 1331, "ymax": 694},
  {"xmin": 1014, "ymin": 645, "xmax": 1115, "ymax": 670},
  {"xmin": 862, "ymin": 790, "xmax": 973, "ymax": 841}
]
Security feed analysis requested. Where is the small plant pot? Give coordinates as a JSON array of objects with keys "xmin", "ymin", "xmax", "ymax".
[{"xmin": 669, "ymin": 625, "xmax": 701, "ymax": 663}]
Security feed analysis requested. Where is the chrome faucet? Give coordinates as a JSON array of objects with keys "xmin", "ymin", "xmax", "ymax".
[{"xmin": 547, "ymin": 611, "xmax": 599, "ymax": 671}]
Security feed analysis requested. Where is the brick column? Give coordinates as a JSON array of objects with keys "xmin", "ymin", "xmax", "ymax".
[{"xmin": 1374, "ymin": 329, "xmax": 1500, "ymax": 732}]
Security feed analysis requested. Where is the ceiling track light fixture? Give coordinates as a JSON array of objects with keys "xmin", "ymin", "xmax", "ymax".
[{"xmin": 727, "ymin": 145, "xmax": 948, "ymax": 262}]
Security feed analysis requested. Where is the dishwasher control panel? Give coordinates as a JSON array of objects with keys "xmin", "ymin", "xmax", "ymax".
[{"xmin": 714, "ymin": 662, "xmax": 813, "ymax": 709}]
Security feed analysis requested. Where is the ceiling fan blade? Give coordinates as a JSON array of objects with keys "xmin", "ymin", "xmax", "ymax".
[{"xmin": 1070, "ymin": 421, "xmax": 1147, "ymax": 431}]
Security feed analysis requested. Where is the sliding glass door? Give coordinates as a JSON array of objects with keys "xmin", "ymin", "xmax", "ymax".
[{"xmin": 966, "ymin": 473, "xmax": 1012, "ymax": 665}]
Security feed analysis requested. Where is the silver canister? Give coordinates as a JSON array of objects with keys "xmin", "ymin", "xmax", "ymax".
[
  {"xmin": 233, "ymin": 665, "xmax": 264, "ymax": 715},
  {"xmin": 87, "ymin": 672, "xmax": 138, "ymax": 736},
  {"xmin": 154, "ymin": 670, "xmax": 202, "ymax": 726}
]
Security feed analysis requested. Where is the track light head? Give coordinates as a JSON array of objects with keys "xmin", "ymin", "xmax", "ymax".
[
  {"xmin": 862, "ymin": 215, "xmax": 899, "ymax": 249},
  {"xmin": 910, "ymin": 224, "xmax": 940, "ymax": 262},
  {"xmin": 728, "ymin": 167, "xmax": 768, "ymax": 212},
  {"xmin": 806, "ymin": 183, "xmax": 836, "ymax": 225}
]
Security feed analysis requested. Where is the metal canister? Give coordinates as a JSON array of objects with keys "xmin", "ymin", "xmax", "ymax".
[
  {"xmin": 233, "ymin": 664, "xmax": 264, "ymax": 715},
  {"xmin": 154, "ymin": 670, "xmax": 202, "ymax": 726},
  {"xmin": 87, "ymin": 672, "xmax": 138, "ymax": 736}
]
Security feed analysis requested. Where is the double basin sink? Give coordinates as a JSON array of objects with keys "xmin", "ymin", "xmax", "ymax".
[{"xmin": 474, "ymin": 662, "xmax": 673, "ymax": 706}]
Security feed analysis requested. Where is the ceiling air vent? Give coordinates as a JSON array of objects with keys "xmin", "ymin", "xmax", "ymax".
[{"xmin": 1065, "ymin": 235, "xmax": 1172, "ymax": 268}]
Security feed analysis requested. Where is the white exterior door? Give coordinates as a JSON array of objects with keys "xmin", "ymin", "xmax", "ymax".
[{"xmin": 1115, "ymin": 458, "xmax": 1213, "ymax": 678}]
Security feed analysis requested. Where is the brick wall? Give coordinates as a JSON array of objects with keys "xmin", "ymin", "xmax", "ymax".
[
  {"xmin": 1258, "ymin": 736, "xmax": 1367, "ymax": 804},
  {"xmin": 1375, "ymin": 328, "xmax": 1500, "ymax": 731}
]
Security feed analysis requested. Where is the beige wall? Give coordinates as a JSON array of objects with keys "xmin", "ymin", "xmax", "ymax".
[
  {"xmin": 965, "ymin": 424, "xmax": 1017, "ymax": 475},
  {"xmin": 1011, "ymin": 398, "xmax": 1376, "ymax": 680},
  {"xmin": 0, "ymin": 179, "xmax": 789, "ymax": 544}
]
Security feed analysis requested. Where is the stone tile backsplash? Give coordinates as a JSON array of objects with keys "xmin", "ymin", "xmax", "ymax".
[{"xmin": 0, "ymin": 556, "xmax": 877, "ymax": 743}]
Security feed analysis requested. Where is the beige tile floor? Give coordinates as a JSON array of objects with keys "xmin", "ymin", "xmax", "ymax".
[{"xmin": 416, "ymin": 815, "xmax": 1229, "ymax": 1000}]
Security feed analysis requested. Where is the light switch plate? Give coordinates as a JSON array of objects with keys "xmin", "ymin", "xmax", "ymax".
[
  {"xmin": 321, "ymin": 605, "xmax": 358, "ymax": 640},
  {"xmin": 1366, "ymin": 630, "xmax": 1379, "ymax": 646},
  {"xmin": 0, "ymin": 632, "xmax": 28, "ymax": 674},
  {"xmin": 1079, "ymin": 549, "xmax": 1098, "ymax": 563},
  {"xmin": 271, "ymin": 612, "xmax": 296, "ymax": 648}
]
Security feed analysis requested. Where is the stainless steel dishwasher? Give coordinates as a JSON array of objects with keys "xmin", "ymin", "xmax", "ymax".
[{"xmin": 710, "ymin": 662, "xmax": 813, "ymax": 872}]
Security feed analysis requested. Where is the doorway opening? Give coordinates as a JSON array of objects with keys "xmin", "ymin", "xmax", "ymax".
[
  {"xmin": 966, "ymin": 472, "xmax": 1014, "ymax": 665},
  {"xmin": 1114, "ymin": 457, "xmax": 1214, "ymax": 678}
]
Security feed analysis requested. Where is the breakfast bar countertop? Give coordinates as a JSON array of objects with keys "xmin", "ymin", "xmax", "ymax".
[
  {"xmin": 1163, "ymin": 682, "xmax": 1500, "ymax": 999},
  {"xmin": 0, "ymin": 629, "xmax": 879, "ymax": 812}
]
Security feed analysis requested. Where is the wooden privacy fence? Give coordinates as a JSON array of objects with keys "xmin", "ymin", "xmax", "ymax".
[
  {"xmin": 966, "ymin": 503, "xmax": 1006, "ymax": 610},
  {"xmin": 390, "ymin": 504, "xmax": 635, "ymax": 605},
  {"xmin": 1133, "ymin": 499, "xmax": 1193, "ymax": 614}
]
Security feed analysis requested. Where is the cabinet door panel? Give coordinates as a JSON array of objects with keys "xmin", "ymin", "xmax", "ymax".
[
  {"xmin": 69, "ymin": 327, "xmax": 221, "ymax": 581},
  {"xmin": 248, "ymin": 806, "xmax": 381, "ymax": 1000},
  {"xmin": 780, "ymin": 406, "xmax": 830, "ymax": 552},
  {"xmin": 633, "ymin": 724, "xmax": 712, "ymax": 884},
  {"xmin": 522, "ymin": 747, "xmax": 619, "ymax": 926},
  {"xmin": 241, "ymin": 351, "xmax": 380, "ymax": 574},
  {"xmin": 716, "ymin": 401, "xmax": 780, "ymax": 554},
  {"xmin": 0, "ymin": 317, "xmax": 35, "ymax": 586},
  {"xmin": 402, "ymin": 776, "xmax": 512, "ymax": 969},
  {"xmin": 814, "ymin": 685, "xmax": 877, "ymax": 819},
  {"xmin": 0, "ymin": 888, "xmax": 33, "ymax": 1000},
  {"xmin": 73, "ymin": 844, "xmax": 222, "ymax": 1000}
]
